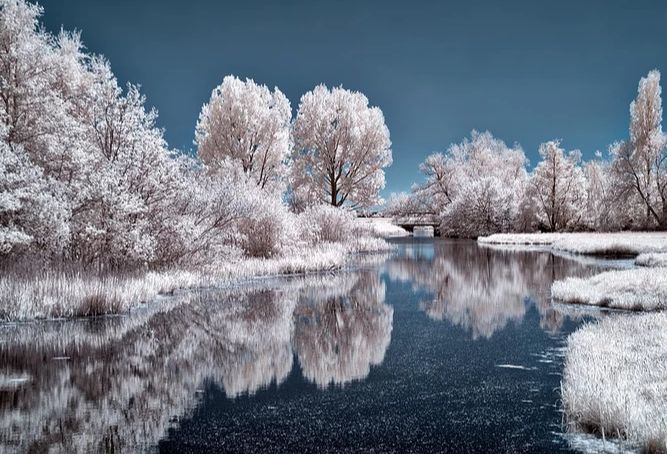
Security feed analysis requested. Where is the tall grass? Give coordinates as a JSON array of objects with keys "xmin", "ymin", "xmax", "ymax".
[
  {"xmin": 479, "ymin": 232, "xmax": 667, "ymax": 257},
  {"xmin": 551, "ymin": 268, "xmax": 667, "ymax": 311},
  {"xmin": 562, "ymin": 312, "xmax": 667, "ymax": 451},
  {"xmin": 0, "ymin": 243, "xmax": 369, "ymax": 321}
]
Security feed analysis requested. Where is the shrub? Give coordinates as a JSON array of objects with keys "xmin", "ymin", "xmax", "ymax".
[{"xmin": 298, "ymin": 204, "xmax": 356, "ymax": 244}]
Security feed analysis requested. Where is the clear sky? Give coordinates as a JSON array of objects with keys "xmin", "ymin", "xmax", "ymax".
[{"xmin": 39, "ymin": 0, "xmax": 667, "ymax": 197}]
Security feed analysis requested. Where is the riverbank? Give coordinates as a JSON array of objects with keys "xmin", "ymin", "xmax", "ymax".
[
  {"xmin": 480, "ymin": 232, "xmax": 667, "ymax": 311},
  {"xmin": 562, "ymin": 311, "xmax": 667, "ymax": 452},
  {"xmin": 552, "ymin": 268, "xmax": 667, "ymax": 311},
  {"xmin": 501, "ymin": 232, "xmax": 667, "ymax": 448},
  {"xmin": 0, "ymin": 235, "xmax": 399, "ymax": 321},
  {"xmin": 478, "ymin": 232, "xmax": 667, "ymax": 256}
]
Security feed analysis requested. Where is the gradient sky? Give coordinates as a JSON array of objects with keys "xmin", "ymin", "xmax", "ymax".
[{"xmin": 40, "ymin": 0, "xmax": 667, "ymax": 197}]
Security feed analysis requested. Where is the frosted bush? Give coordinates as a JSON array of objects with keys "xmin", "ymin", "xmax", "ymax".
[
  {"xmin": 237, "ymin": 191, "xmax": 291, "ymax": 258},
  {"xmin": 298, "ymin": 204, "xmax": 356, "ymax": 244}
]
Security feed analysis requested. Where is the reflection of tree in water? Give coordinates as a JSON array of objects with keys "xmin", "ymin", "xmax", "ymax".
[
  {"xmin": 0, "ymin": 283, "xmax": 296, "ymax": 452},
  {"xmin": 386, "ymin": 241, "xmax": 595, "ymax": 339},
  {"xmin": 293, "ymin": 272, "xmax": 392, "ymax": 388},
  {"xmin": 0, "ymin": 272, "xmax": 393, "ymax": 452}
]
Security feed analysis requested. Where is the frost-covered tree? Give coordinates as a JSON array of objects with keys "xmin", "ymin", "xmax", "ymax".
[
  {"xmin": 195, "ymin": 76, "xmax": 291, "ymax": 192},
  {"xmin": 413, "ymin": 153, "xmax": 456, "ymax": 214},
  {"xmin": 0, "ymin": 0, "xmax": 196, "ymax": 266},
  {"xmin": 581, "ymin": 153, "xmax": 640, "ymax": 231},
  {"xmin": 0, "ymin": 0, "xmax": 75, "ymax": 257},
  {"xmin": 28, "ymin": 53, "xmax": 186, "ymax": 267},
  {"xmin": 582, "ymin": 156, "xmax": 613, "ymax": 230},
  {"xmin": 385, "ymin": 191, "xmax": 431, "ymax": 217},
  {"xmin": 529, "ymin": 140, "xmax": 586, "ymax": 232},
  {"xmin": 291, "ymin": 85, "xmax": 392, "ymax": 209},
  {"xmin": 0, "ymin": 133, "xmax": 69, "ymax": 255},
  {"xmin": 611, "ymin": 70, "xmax": 667, "ymax": 228},
  {"xmin": 415, "ymin": 131, "xmax": 527, "ymax": 237}
]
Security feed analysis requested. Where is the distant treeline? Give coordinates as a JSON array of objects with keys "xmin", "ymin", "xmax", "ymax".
[{"xmin": 387, "ymin": 70, "xmax": 667, "ymax": 237}]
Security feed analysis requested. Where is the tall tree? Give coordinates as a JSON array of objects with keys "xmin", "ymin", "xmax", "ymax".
[
  {"xmin": 611, "ymin": 69, "xmax": 667, "ymax": 228},
  {"xmin": 291, "ymin": 85, "xmax": 392, "ymax": 209},
  {"xmin": 195, "ymin": 75, "xmax": 291, "ymax": 192},
  {"xmin": 529, "ymin": 140, "xmax": 586, "ymax": 232}
]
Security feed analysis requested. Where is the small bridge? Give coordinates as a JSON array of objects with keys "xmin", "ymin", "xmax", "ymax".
[{"xmin": 393, "ymin": 214, "xmax": 440, "ymax": 236}]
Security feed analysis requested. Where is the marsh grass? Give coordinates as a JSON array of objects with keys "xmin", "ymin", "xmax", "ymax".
[
  {"xmin": 551, "ymin": 268, "xmax": 667, "ymax": 311},
  {"xmin": 636, "ymin": 252, "xmax": 667, "ymax": 268},
  {"xmin": 562, "ymin": 312, "xmax": 667, "ymax": 452},
  {"xmin": 0, "ymin": 241, "xmax": 391, "ymax": 321},
  {"xmin": 479, "ymin": 232, "xmax": 667, "ymax": 257}
]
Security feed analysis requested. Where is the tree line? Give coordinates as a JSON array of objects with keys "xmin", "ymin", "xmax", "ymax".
[
  {"xmin": 388, "ymin": 70, "xmax": 667, "ymax": 237},
  {"xmin": 0, "ymin": 0, "xmax": 392, "ymax": 268}
]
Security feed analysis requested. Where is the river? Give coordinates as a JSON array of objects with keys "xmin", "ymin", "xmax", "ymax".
[{"xmin": 0, "ymin": 238, "xmax": 618, "ymax": 453}]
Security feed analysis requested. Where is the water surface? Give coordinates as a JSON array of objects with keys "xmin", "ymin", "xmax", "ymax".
[{"xmin": 0, "ymin": 239, "xmax": 613, "ymax": 452}]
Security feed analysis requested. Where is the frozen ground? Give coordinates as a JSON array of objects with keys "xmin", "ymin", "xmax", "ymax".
[
  {"xmin": 562, "ymin": 312, "xmax": 667, "ymax": 452},
  {"xmin": 479, "ymin": 232, "xmax": 667, "ymax": 256},
  {"xmin": 551, "ymin": 268, "xmax": 667, "ymax": 311}
]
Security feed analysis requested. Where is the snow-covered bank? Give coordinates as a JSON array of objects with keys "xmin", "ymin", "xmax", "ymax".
[
  {"xmin": 356, "ymin": 217, "xmax": 410, "ymax": 238},
  {"xmin": 479, "ymin": 232, "xmax": 667, "ymax": 256},
  {"xmin": 478, "ymin": 233, "xmax": 564, "ymax": 246},
  {"xmin": 552, "ymin": 268, "xmax": 667, "ymax": 311},
  {"xmin": 562, "ymin": 312, "xmax": 667, "ymax": 451},
  {"xmin": 0, "ymin": 240, "xmax": 392, "ymax": 321},
  {"xmin": 635, "ymin": 252, "xmax": 667, "ymax": 267}
]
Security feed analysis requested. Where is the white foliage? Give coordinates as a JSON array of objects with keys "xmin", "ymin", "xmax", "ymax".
[
  {"xmin": 0, "ymin": 135, "xmax": 69, "ymax": 254},
  {"xmin": 354, "ymin": 217, "xmax": 410, "ymax": 238},
  {"xmin": 415, "ymin": 130, "xmax": 527, "ymax": 237},
  {"xmin": 291, "ymin": 84, "xmax": 392, "ymax": 209},
  {"xmin": 195, "ymin": 75, "xmax": 291, "ymax": 192},
  {"xmin": 529, "ymin": 140, "xmax": 586, "ymax": 231},
  {"xmin": 611, "ymin": 69, "xmax": 667, "ymax": 228}
]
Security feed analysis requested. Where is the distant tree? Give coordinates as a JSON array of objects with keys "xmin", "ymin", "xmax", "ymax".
[
  {"xmin": 195, "ymin": 75, "xmax": 291, "ymax": 192},
  {"xmin": 529, "ymin": 140, "xmax": 586, "ymax": 232},
  {"xmin": 611, "ymin": 70, "xmax": 667, "ymax": 228},
  {"xmin": 415, "ymin": 130, "xmax": 527, "ymax": 237},
  {"xmin": 414, "ymin": 153, "xmax": 456, "ymax": 214},
  {"xmin": 385, "ymin": 191, "xmax": 431, "ymax": 217},
  {"xmin": 291, "ymin": 85, "xmax": 392, "ymax": 209}
]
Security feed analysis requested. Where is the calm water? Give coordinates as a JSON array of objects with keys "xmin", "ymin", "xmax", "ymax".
[{"xmin": 0, "ymin": 239, "xmax": 615, "ymax": 453}]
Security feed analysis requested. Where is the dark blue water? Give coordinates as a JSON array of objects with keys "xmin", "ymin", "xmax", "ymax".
[{"xmin": 0, "ymin": 239, "xmax": 605, "ymax": 453}]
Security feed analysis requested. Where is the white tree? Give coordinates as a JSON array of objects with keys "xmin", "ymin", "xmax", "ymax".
[
  {"xmin": 611, "ymin": 69, "xmax": 667, "ymax": 228},
  {"xmin": 581, "ymin": 153, "xmax": 639, "ymax": 231},
  {"xmin": 0, "ymin": 134, "xmax": 69, "ymax": 255},
  {"xmin": 529, "ymin": 140, "xmax": 586, "ymax": 232},
  {"xmin": 195, "ymin": 75, "xmax": 291, "ymax": 192},
  {"xmin": 291, "ymin": 84, "xmax": 392, "ymax": 209},
  {"xmin": 416, "ymin": 131, "xmax": 527, "ymax": 237},
  {"xmin": 0, "ymin": 0, "xmax": 77, "ymax": 257},
  {"xmin": 413, "ymin": 153, "xmax": 456, "ymax": 214}
]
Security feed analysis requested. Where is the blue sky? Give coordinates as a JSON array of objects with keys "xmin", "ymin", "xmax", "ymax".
[{"xmin": 40, "ymin": 0, "xmax": 667, "ymax": 197}]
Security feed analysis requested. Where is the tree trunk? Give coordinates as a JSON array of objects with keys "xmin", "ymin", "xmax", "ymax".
[{"xmin": 330, "ymin": 178, "xmax": 337, "ymax": 206}]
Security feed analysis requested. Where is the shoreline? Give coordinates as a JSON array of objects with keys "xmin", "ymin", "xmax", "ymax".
[{"xmin": 0, "ymin": 240, "xmax": 398, "ymax": 323}]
